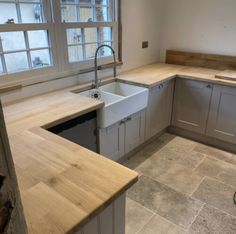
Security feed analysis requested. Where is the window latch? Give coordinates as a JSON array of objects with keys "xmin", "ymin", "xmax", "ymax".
[{"xmin": 5, "ymin": 19, "xmax": 15, "ymax": 24}]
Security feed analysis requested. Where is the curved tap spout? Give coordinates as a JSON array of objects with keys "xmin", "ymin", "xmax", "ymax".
[{"xmin": 94, "ymin": 45, "xmax": 117, "ymax": 89}]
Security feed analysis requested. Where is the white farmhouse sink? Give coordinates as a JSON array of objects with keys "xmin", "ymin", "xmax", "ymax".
[{"xmin": 79, "ymin": 82, "xmax": 149, "ymax": 128}]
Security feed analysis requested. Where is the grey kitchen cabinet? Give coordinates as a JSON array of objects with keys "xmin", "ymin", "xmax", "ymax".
[
  {"xmin": 206, "ymin": 85, "xmax": 236, "ymax": 144},
  {"xmin": 99, "ymin": 110, "xmax": 145, "ymax": 161},
  {"xmin": 99, "ymin": 121, "xmax": 125, "ymax": 161},
  {"xmin": 172, "ymin": 78, "xmax": 213, "ymax": 134},
  {"xmin": 75, "ymin": 193, "xmax": 126, "ymax": 234},
  {"xmin": 145, "ymin": 80, "xmax": 174, "ymax": 140},
  {"xmin": 125, "ymin": 110, "xmax": 145, "ymax": 154}
]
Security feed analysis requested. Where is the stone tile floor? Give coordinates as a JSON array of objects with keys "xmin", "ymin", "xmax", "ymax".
[{"xmin": 123, "ymin": 133, "xmax": 236, "ymax": 234}]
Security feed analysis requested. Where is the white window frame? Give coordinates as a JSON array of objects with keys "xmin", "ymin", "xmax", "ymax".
[
  {"xmin": 53, "ymin": 0, "xmax": 119, "ymax": 72},
  {"xmin": 0, "ymin": 0, "xmax": 60, "ymax": 85},
  {"xmin": 0, "ymin": 0, "xmax": 119, "ymax": 86}
]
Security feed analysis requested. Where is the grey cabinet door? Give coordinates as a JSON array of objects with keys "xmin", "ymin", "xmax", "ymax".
[
  {"xmin": 172, "ymin": 79, "xmax": 213, "ymax": 134},
  {"xmin": 125, "ymin": 110, "xmax": 145, "ymax": 154},
  {"xmin": 145, "ymin": 80, "xmax": 174, "ymax": 140},
  {"xmin": 99, "ymin": 122, "xmax": 125, "ymax": 161},
  {"xmin": 206, "ymin": 85, "xmax": 236, "ymax": 143}
]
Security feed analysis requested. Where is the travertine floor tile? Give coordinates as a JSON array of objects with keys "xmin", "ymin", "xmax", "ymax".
[
  {"xmin": 124, "ymin": 133, "xmax": 236, "ymax": 234},
  {"xmin": 138, "ymin": 214, "xmax": 186, "ymax": 234},
  {"xmin": 126, "ymin": 198, "xmax": 154, "ymax": 234},
  {"xmin": 127, "ymin": 175, "xmax": 203, "ymax": 229},
  {"xmin": 192, "ymin": 177, "xmax": 236, "ymax": 217},
  {"xmin": 217, "ymin": 167, "xmax": 236, "ymax": 188},
  {"xmin": 193, "ymin": 143, "xmax": 236, "ymax": 165},
  {"xmin": 194, "ymin": 157, "xmax": 225, "ymax": 177},
  {"xmin": 188, "ymin": 205, "xmax": 236, "ymax": 234},
  {"xmin": 155, "ymin": 148, "xmax": 205, "ymax": 170},
  {"xmin": 194, "ymin": 156, "xmax": 236, "ymax": 187},
  {"xmin": 159, "ymin": 135, "xmax": 197, "ymax": 154},
  {"xmin": 139, "ymin": 159, "xmax": 203, "ymax": 195}
]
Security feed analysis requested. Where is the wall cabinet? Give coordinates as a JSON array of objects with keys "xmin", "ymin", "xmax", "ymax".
[
  {"xmin": 145, "ymin": 80, "xmax": 174, "ymax": 140},
  {"xmin": 99, "ymin": 110, "xmax": 145, "ymax": 161},
  {"xmin": 172, "ymin": 79, "xmax": 213, "ymax": 134},
  {"xmin": 206, "ymin": 85, "xmax": 236, "ymax": 144}
]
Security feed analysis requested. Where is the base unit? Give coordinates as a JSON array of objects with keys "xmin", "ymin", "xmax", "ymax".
[
  {"xmin": 99, "ymin": 122, "xmax": 125, "ymax": 161},
  {"xmin": 145, "ymin": 80, "xmax": 174, "ymax": 140},
  {"xmin": 172, "ymin": 79, "xmax": 213, "ymax": 134},
  {"xmin": 75, "ymin": 193, "xmax": 126, "ymax": 234},
  {"xmin": 99, "ymin": 110, "xmax": 145, "ymax": 161},
  {"xmin": 206, "ymin": 85, "xmax": 236, "ymax": 144}
]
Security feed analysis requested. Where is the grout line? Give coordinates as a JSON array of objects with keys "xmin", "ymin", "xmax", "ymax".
[
  {"xmin": 192, "ymin": 154, "xmax": 207, "ymax": 171},
  {"xmin": 126, "ymin": 197, "xmax": 155, "ymax": 215},
  {"xmin": 135, "ymin": 213, "xmax": 155, "ymax": 234},
  {"xmin": 207, "ymin": 154, "xmax": 236, "ymax": 167},
  {"xmin": 191, "ymin": 176, "xmax": 236, "ymax": 219},
  {"xmin": 186, "ymin": 202, "xmax": 205, "ymax": 232},
  {"xmin": 142, "ymin": 173, "xmax": 201, "ymax": 198},
  {"xmin": 213, "ymin": 171, "xmax": 236, "ymax": 189},
  {"xmin": 189, "ymin": 175, "xmax": 206, "ymax": 197},
  {"xmin": 206, "ymin": 204, "xmax": 236, "ymax": 219},
  {"xmin": 204, "ymin": 176, "xmax": 236, "ymax": 190}
]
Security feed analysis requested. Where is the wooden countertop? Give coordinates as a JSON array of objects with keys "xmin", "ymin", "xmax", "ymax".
[
  {"xmin": 4, "ymin": 62, "xmax": 236, "ymax": 234},
  {"xmin": 3, "ymin": 87, "xmax": 138, "ymax": 234},
  {"xmin": 117, "ymin": 63, "xmax": 236, "ymax": 88}
]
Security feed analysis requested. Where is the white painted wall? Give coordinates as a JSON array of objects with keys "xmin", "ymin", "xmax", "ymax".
[
  {"xmin": 121, "ymin": 0, "xmax": 162, "ymax": 71},
  {"xmin": 160, "ymin": 0, "xmax": 236, "ymax": 61}
]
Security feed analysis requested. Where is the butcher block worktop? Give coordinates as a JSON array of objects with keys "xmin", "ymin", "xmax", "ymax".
[
  {"xmin": 117, "ymin": 63, "xmax": 236, "ymax": 88},
  {"xmin": 3, "ymin": 87, "xmax": 138, "ymax": 234},
  {"xmin": 3, "ymin": 62, "xmax": 236, "ymax": 234}
]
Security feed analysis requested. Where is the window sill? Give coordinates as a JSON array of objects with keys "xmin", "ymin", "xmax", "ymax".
[
  {"xmin": 0, "ymin": 84, "xmax": 22, "ymax": 94},
  {"xmin": 0, "ymin": 61, "xmax": 123, "ymax": 94},
  {"xmin": 79, "ymin": 61, "xmax": 123, "ymax": 74}
]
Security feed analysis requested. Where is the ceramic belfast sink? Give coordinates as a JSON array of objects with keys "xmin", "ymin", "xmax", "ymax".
[{"xmin": 79, "ymin": 82, "xmax": 149, "ymax": 128}]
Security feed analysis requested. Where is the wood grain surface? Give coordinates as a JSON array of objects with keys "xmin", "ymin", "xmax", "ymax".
[
  {"xmin": 166, "ymin": 50, "xmax": 236, "ymax": 70},
  {"xmin": 3, "ymin": 89, "xmax": 138, "ymax": 234},
  {"xmin": 0, "ymin": 100, "xmax": 27, "ymax": 234}
]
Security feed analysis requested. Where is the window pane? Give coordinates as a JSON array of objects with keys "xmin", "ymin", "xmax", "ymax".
[
  {"xmin": 68, "ymin": 45, "xmax": 83, "ymax": 62},
  {"xmin": 20, "ymin": 0, "xmax": 41, "ymax": 2},
  {"xmin": 100, "ymin": 41, "xmax": 112, "ymax": 56},
  {"xmin": 5, "ymin": 52, "xmax": 29, "ymax": 73},
  {"xmin": 95, "ymin": 0, "xmax": 108, "ymax": 5},
  {"xmin": 0, "ymin": 31, "xmax": 26, "ymax": 52},
  {"xmin": 61, "ymin": 5, "xmax": 77, "ymax": 22},
  {"xmin": 85, "ymin": 43, "xmax": 97, "ymax": 59},
  {"xmin": 0, "ymin": 3, "xmax": 18, "ymax": 24},
  {"xmin": 95, "ymin": 6, "xmax": 109, "ymax": 21},
  {"xmin": 79, "ymin": 0, "xmax": 92, "ymax": 4},
  {"xmin": 79, "ymin": 6, "xmax": 93, "ymax": 22},
  {"xmin": 67, "ymin": 28, "xmax": 82, "ymax": 45},
  {"xmin": 61, "ymin": 0, "xmax": 77, "ymax": 3},
  {"xmin": 28, "ymin": 30, "xmax": 49, "ymax": 48},
  {"xmin": 20, "ymin": 3, "xmax": 43, "ymax": 23},
  {"xmin": 99, "ymin": 27, "xmax": 112, "ymax": 42},
  {"xmin": 84, "ymin": 28, "xmax": 97, "ymax": 43},
  {"xmin": 0, "ymin": 59, "xmax": 3, "ymax": 73},
  {"xmin": 31, "ymin": 49, "xmax": 51, "ymax": 68}
]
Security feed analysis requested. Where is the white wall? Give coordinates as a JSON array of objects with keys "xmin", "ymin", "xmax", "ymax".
[
  {"xmin": 160, "ymin": 0, "xmax": 236, "ymax": 61},
  {"xmin": 121, "ymin": 0, "xmax": 162, "ymax": 71}
]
